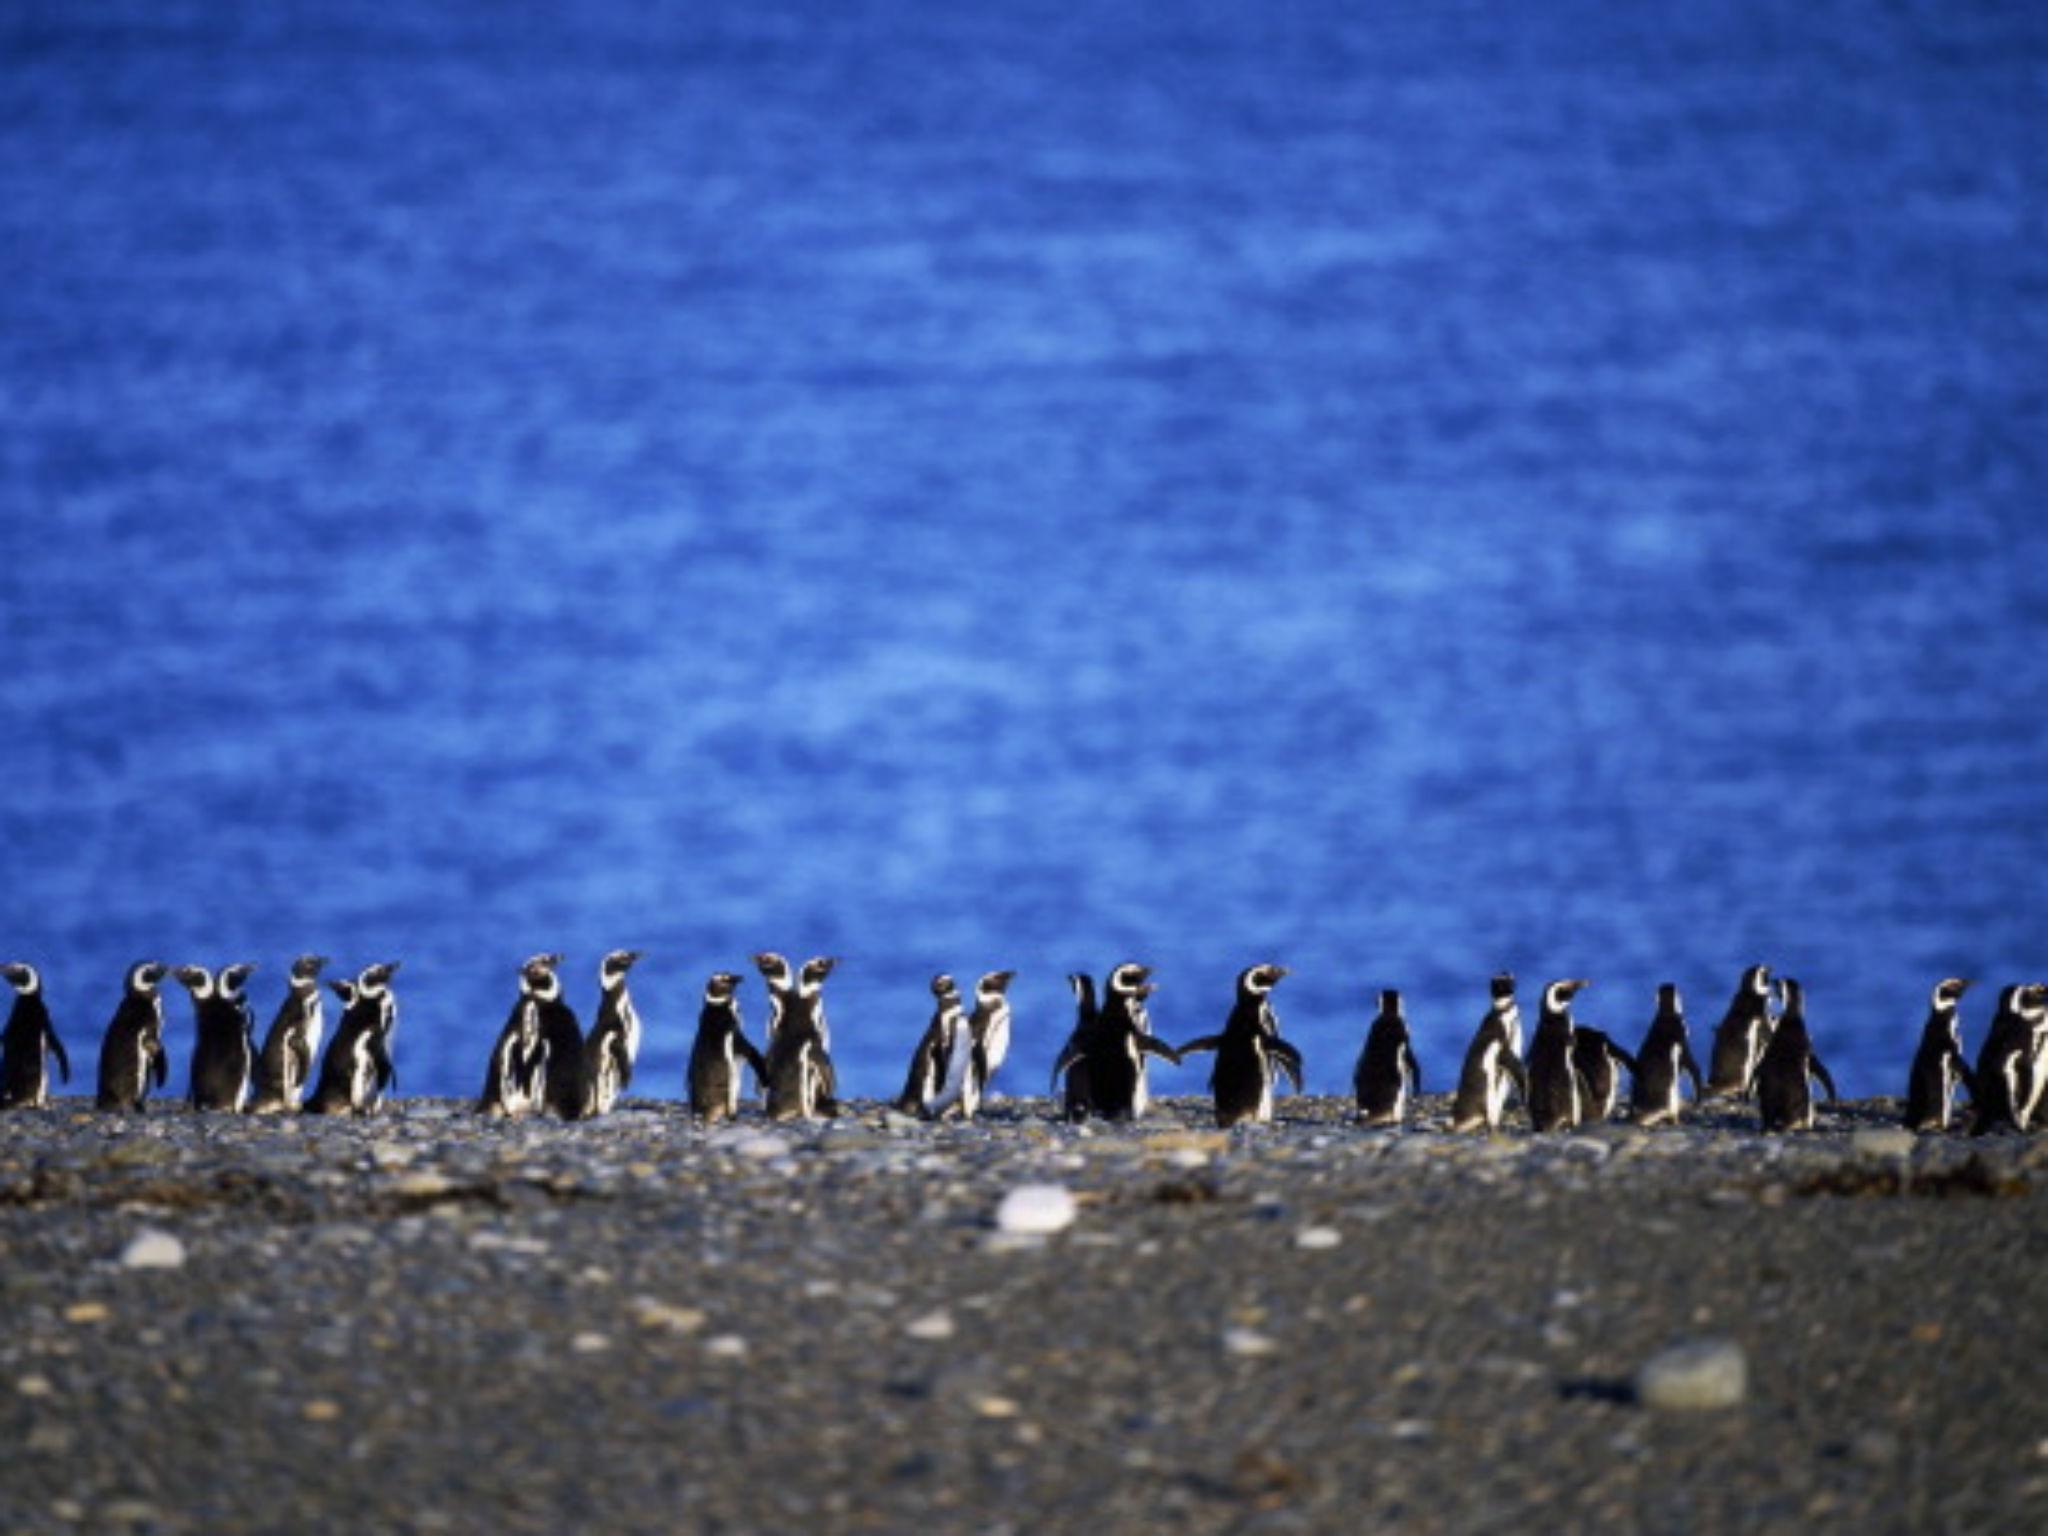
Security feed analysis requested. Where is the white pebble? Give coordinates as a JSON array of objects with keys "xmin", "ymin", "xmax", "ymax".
[
  {"xmin": 1294, "ymin": 1226, "xmax": 1342, "ymax": 1250},
  {"xmin": 731, "ymin": 1135, "xmax": 789, "ymax": 1161},
  {"xmin": 570, "ymin": 1332, "xmax": 610, "ymax": 1354},
  {"xmin": 905, "ymin": 1310, "xmax": 956, "ymax": 1341},
  {"xmin": 1222, "ymin": 1327, "xmax": 1277, "ymax": 1358},
  {"xmin": 995, "ymin": 1184, "xmax": 1077, "ymax": 1235},
  {"xmin": 120, "ymin": 1229, "xmax": 186, "ymax": 1271},
  {"xmin": 702, "ymin": 1334, "xmax": 749, "ymax": 1359},
  {"xmin": 1635, "ymin": 1338, "xmax": 1748, "ymax": 1410}
]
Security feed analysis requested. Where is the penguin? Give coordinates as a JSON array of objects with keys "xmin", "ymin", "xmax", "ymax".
[
  {"xmin": 306, "ymin": 962, "xmax": 401, "ymax": 1116},
  {"xmin": 759, "ymin": 954, "xmax": 839, "ymax": 1121},
  {"xmin": 1970, "ymin": 983, "xmax": 2048, "ymax": 1135},
  {"xmin": 1527, "ymin": 979, "xmax": 1594, "ymax": 1133},
  {"xmin": 966, "ymin": 969, "xmax": 1017, "ymax": 1099},
  {"xmin": 1177, "ymin": 963, "xmax": 1302, "ymax": 1128},
  {"xmin": 1084, "ymin": 963, "xmax": 1181, "ymax": 1121},
  {"xmin": 477, "ymin": 954, "xmax": 556, "ymax": 1118},
  {"xmin": 1450, "ymin": 973, "xmax": 1529, "ymax": 1132},
  {"xmin": 897, "ymin": 973, "xmax": 973, "ymax": 1119},
  {"xmin": 524, "ymin": 953, "xmax": 588, "ymax": 1121},
  {"xmin": 1630, "ymin": 983, "xmax": 1705, "ymax": 1128},
  {"xmin": 248, "ymin": 954, "xmax": 329, "ymax": 1114},
  {"xmin": 2018, "ymin": 983, "xmax": 2048, "ymax": 1130},
  {"xmin": 176, "ymin": 962, "xmax": 258, "ymax": 1113},
  {"xmin": 1050, "ymin": 972, "xmax": 1100, "ymax": 1121},
  {"xmin": 0, "ymin": 964, "xmax": 69, "ymax": 1110},
  {"xmin": 97, "ymin": 961, "xmax": 171, "ymax": 1112},
  {"xmin": 1754, "ymin": 976, "xmax": 1836, "ymax": 1132},
  {"xmin": 688, "ymin": 971, "xmax": 767, "ymax": 1123},
  {"xmin": 583, "ymin": 948, "xmax": 644, "ymax": 1117},
  {"xmin": 752, "ymin": 952, "xmax": 795, "ymax": 1051},
  {"xmin": 1903, "ymin": 977, "xmax": 1974, "ymax": 1133},
  {"xmin": 1352, "ymin": 988, "xmax": 1421, "ymax": 1128},
  {"xmin": 1570, "ymin": 1024, "xmax": 1636, "ymax": 1123},
  {"xmin": 1704, "ymin": 964, "xmax": 1775, "ymax": 1099}
]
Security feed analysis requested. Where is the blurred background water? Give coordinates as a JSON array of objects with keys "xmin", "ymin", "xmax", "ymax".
[{"xmin": 3, "ymin": 0, "xmax": 2044, "ymax": 1100}]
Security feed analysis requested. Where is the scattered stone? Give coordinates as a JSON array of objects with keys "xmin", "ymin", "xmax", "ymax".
[
  {"xmin": 1635, "ymin": 1338, "xmax": 1748, "ymax": 1411},
  {"xmin": 905, "ymin": 1309, "xmax": 956, "ymax": 1341},
  {"xmin": 17, "ymin": 1373, "xmax": 53, "ymax": 1397},
  {"xmin": 63, "ymin": 1301, "xmax": 110, "ymax": 1324},
  {"xmin": 994, "ymin": 1184, "xmax": 1077, "ymax": 1235},
  {"xmin": 469, "ymin": 1232, "xmax": 549, "ymax": 1256},
  {"xmin": 301, "ymin": 1399, "xmax": 342, "ymax": 1422},
  {"xmin": 571, "ymin": 1332, "xmax": 611, "ymax": 1354},
  {"xmin": 1294, "ymin": 1226, "xmax": 1341, "ymax": 1250},
  {"xmin": 1849, "ymin": 1129, "xmax": 1916, "ymax": 1161},
  {"xmin": 731, "ymin": 1135, "xmax": 788, "ymax": 1161},
  {"xmin": 703, "ymin": 1334, "xmax": 748, "ymax": 1359},
  {"xmin": 120, "ymin": 1229, "xmax": 185, "ymax": 1270},
  {"xmin": 629, "ymin": 1298, "xmax": 707, "ymax": 1335},
  {"xmin": 390, "ymin": 1171, "xmax": 457, "ymax": 1199},
  {"xmin": 1222, "ymin": 1327, "xmax": 1277, "ymax": 1358},
  {"xmin": 972, "ymin": 1394, "xmax": 1020, "ymax": 1419}
]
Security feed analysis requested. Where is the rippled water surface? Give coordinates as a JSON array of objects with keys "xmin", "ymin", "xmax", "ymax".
[{"xmin": 3, "ymin": 0, "xmax": 2045, "ymax": 1097}]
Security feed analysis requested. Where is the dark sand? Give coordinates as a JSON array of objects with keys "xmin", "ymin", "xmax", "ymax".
[{"xmin": 2, "ymin": 1096, "xmax": 2044, "ymax": 1534}]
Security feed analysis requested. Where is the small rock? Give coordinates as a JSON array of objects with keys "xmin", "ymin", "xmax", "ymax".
[
  {"xmin": 905, "ymin": 1310, "xmax": 956, "ymax": 1341},
  {"xmin": 703, "ymin": 1334, "xmax": 748, "ymax": 1359},
  {"xmin": 629, "ymin": 1298, "xmax": 707, "ymax": 1335},
  {"xmin": 1635, "ymin": 1338, "xmax": 1748, "ymax": 1410},
  {"xmin": 63, "ymin": 1301, "xmax": 110, "ymax": 1324},
  {"xmin": 571, "ymin": 1332, "xmax": 611, "ymax": 1354},
  {"xmin": 120, "ymin": 1229, "xmax": 185, "ymax": 1270},
  {"xmin": 1222, "ymin": 1327, "xmax": 1277, "ymax": 1358},
  {"xmin": 301, "ymin": 1399, "xmax": 341, "ymax": 1422},
  {"xmin": 731, "ymin": 1135, "xmax": 788, "ymax": 1161},
  {"xmin": 972, "ymin": 1395, "xmax": 1020, "ymax": 1419},
  {"xmin": 1294, "ymin": 1226, "xmax": 1341, "ymax": 1251},
  {"xmin": 17, "ymin": 1374, "xmax": 53, "ymax": 1398},
  {"xmin": 1850, "ymin": 1129, "xmax": 1916, "ymax": 1161},
  {"xmin": 994, "ymin": 1184, "xmax": 1077, "ymax": 1235}
]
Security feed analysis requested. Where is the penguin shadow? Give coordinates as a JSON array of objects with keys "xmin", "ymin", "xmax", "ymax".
[{"xmin": 1556, "ymin": 1374, "xmax": 1637, "ymax": 1406}]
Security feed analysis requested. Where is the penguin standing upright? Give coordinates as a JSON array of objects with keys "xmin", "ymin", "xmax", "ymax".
[
  {"xmin": 2012, "ymin": 984, "xmax": 2048, "ymax": 1130},
  {"xmin": 966, "ymin": 970, "xmax": 1016, "ymax": 1102},
  {"xmin": 752, "ymin": 953, "xmax": 795, "ymax": 1053},
  {"xmin": 688, "ymin": 971, "xmax": 767, "ymax": 1123},
  {"xmin": 1903, "ymin": 977, "xmax": 1974, "ymax": 1133},
  {"xmin": 523, "ymin": 954, "xmax": 588, "ymax": 1121},
  {"xmin": 759, "ymin": 954, "xmax": 840, "ymax": 1121},
  {"xmin": 1705, "ymin": 965, "xmax": 1775, "ymax": 1099},
  {"xmin": 1527, "ymin": 979, "xmax": 1593, "ymax": 1133},
  {"xmin": 0, "ymin": 964, "xmax": 69, "ymax": 1110},
  {"xmin": 1970, "ymin": 983, "xmax": 2048, "ymax": 1135},
  {"xmin": 1450, "ymin": 973, "xmax": 1529, "ymax": 1133},
  {"xmin": 1050, "ymin": 973, "xmax": 1100, "ymax": 1121},
  {"xmin": 1177, "ymin": 963, "xmax": 1302, "ymax": 1128},
  {"xmin": 1353, "ymin": 988, "xmax": 1421, "ymax": 1128},
  {"xmin": 249, "ymin": 955, "xmax": 329, "ymax": 1114},
  {"xmin": 177, "ymin": 963, "xmax": 258, "ymax": 1113},
  {"xmin": 1631, "ymin": 983, "xmax": 1705, "ymax": 1127},
  {"xmin": 1570, "ymin": 1022, "xmax": 1636, "ymax": 1123},
  {"xmin": 583, "ymin": 949, "xmax": 644, "ymax": 1117},
  {"xmin": 97, "ymin": 961, "xmax": 170, "ymax": 1112},
  {"xmin": 1754, "ymin": 976, "xmax": 1836, "ymax": 1132},
  {"xmin": 898, "ymin": 974, "xmax": 971, "ymax": 1119},
  {"xmin": 306, "ymin": 962, "xmax": 401, "ymax": 1116},
  {"xmin": 1083, "ymin": 963, "xmax": 1181, "ymax": 1121},
  {"xmin": 477, "ymin": 954, "xmax": 555, "ymax": 1118}
]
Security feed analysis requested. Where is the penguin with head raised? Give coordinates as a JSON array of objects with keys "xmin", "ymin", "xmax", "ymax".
[
  {"xmin": 688, "ymin": 971, "xmax": 766, "ymax": 1123},
  {"xmin": 1450, "ymin": 973, "xmax": 1529, "ymax": 1133},
  {"xmin": 306, "ymin": 961, "xmax": 401, "ymax": 1116},
  {"xmin": 759, "ymin": 954, "xmax": 839, "ymax": 1121},
  {"xmin": 1705, "ymin": 965, "xmax": 1774, "ymax": 1099},
  {"xmin": 1178, "ymin": 963, "xmax": 1301, "ymax": 1128},
  {"xmin": 1570, "ymin": 1020, "xmax": 1636, "ymax": 1124},
  {"xmin": 478, "ymin": 953, "xmax": 556, "ymax": 1118},
  {"xmin": 97, "ymin": 961, "xmax": 171, "ymax": 1112},
  {"xmin": 2017, "ymin": 984, "xmax": 2048, "ymax": 1130},
  {"xmin": 1903, "ymin": 978, "xmax": 1974, "ymax": 1133},
  {"xmin": 966, "ymin": 970, "xmax": 1016, "ymax": 1101},
  {"xmin": 1631, "ymin": 983, "xmax": 1705, "ymax": 1127},
  {"xmin": 1527, "ymin": 979, "xmax": 1593, "ymax": 1132},
  {"xmin": 1754, "ymin": 976, "xmax": 1836, "ymax": 1132},
  {"xmin": 177, "ymin": 962, "xmax": 258, "ymax": 1113},
  {"xmin": 1085, "ymin": 962, "xmax": 1181, "ymax": 1121},
  {"xmin": 1353, "ymin": 988, "xmax": 1421, "ymax": 1128},
  {"xmin": 0, "ymin": 964, "xmax": 69, "ymax": 1110},
  {"xmin": 583, "ymin": 949, "xmax": 644, "ymax": 1117},
  {"xmin": 753, "ymin": 952, "xmax": 793, "ymax": 1052},
  {"xmin": 898, "ymin": 973, "xmax": 971, "ymax": 1119},
  {"xmin": 518, "ymin": 953, "xmax": 587, "ymax": 1121},
  {"xmin": 1970, "ymin": 982, "xmax": 2048, "ymax": 1135},
  {"xmin": 249, "ymin": 955, "xmax": 329, "ymax": 1114},
  {"xmin": 1050, "ymin": 973, "xmax": 1100, "ymax": 1121}
]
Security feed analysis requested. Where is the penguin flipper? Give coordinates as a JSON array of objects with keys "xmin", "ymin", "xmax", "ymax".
[
  {"xmin": 150, "ymin": 1043, "xmax": 168, "ymax": 1091},
  {"xmin": 371, "ymin": 1033, "xmax": 397, "ymax": 1094},
  {"xmin": 1811, "ymin": 1055, "xmax": 1838, "ymax": 1104},
  {"xmin": 1269, "ymin": 1039, "xmax": 1305, "ymax": 1094},
  {"xmin": 1608, "ymin": 1041, "xmax": 1640, "ymax": 1077},
  {"xmin": 49, "ymin": 1029, "xmax": 71, "ymax": 1084},
  {"xmin": 1138, "ymin": 1034, "xmax": 1183, "ymax": 1066},
  {"xmin": 1953, "ymin": 1054, "xmax": 1976, "ymax": 1101},
  {"xmin": 1681, "ymin": 1048, "xmax": 1705, "ymax": 1102},
  {"xmin": 1050, "ymin": 1040, "xmax": 1086, "ymax": 1094},
  {"xmin": 738, "ymin": 1037, "xmax": 770, "ymax": 1089},
  {"xmin": 1177, "ymin": 1035, "xmax": 1224, "ymax": 1057},
  {"xmin": 1504, "ymin": 1051, "xmax": 1530, "ymax": 1098}
]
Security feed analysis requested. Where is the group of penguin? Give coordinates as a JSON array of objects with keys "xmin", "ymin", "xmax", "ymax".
[{"xmin": 2, "ymin": 954, "xmax": 2045, "ymax": 1139}]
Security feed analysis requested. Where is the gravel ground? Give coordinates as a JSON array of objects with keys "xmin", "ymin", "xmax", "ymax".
[{"xmin": 2, "ymin": 1095, "xmax": 2044, "ymax": 1535}]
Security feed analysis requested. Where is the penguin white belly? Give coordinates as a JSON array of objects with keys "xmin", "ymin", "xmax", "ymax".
[
  {"xmin": 1127, "ymin": 1036, "xmax": 1149, "ymax": 1117},
  {"xmin": 931, "ymin": 1026, "xmax": 973, "ymax": 1117},
  {"xmin": 721, "ymin": 1032, "xmax": 740, "ymax": 1117},
  {"xmin": 1483, "ymin": 1043, "xmax": 1507, "ymax": 1124},
  {"xmin": 982, "ymin": 1016, "xmax": 1010, "ymax": 1076}
]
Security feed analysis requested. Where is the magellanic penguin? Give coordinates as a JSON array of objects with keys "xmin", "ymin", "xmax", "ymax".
[
  {"xmin": 1450, "ymin": 973, "xmax": 1529, "ymax": 1133},
  {"xmin": 1050, "ymin": 973, "xmax": 1100, "ymax": 1121},
  {"xmin": 688, "ymin": 972, "xmax": 767, "ymax": 1123},
  {"xmin": 1570, "ymin": 1022, "xmax": 1636, "ymax": 1123},
  {"xmin": 0, "ymin": 964, "xmax": 69, "ymax": 1110},
  {"xmin": 1630, "ymin": 983, "xmax": 1705, "ymax": 1127},
  {"xmin": 1704, "ymin": 964, "xmax": 1775, "ymax": 1099},
  {"xmin": 248, "ymin": 954, "xmax": 329, "ymax": 1114},
  {"xmin": 1903, "ymin": 977, "xmax": 1974, "ymax": 1133},
  {"xmin": 1754, "ymin": 977, "xmax": 1836, "ymax": 1132},
  {"xmin": 1353, "ymin": 989, "xmax": 1422, "ymax": 1128},
  {"xmin": 759, "ymin": 954, "xmax": 840, "ymax": 1121},
  {"xmin": 176, "ymin": 962, "xmax": 258, "ymax": 1113},
  {"xmin": 582, "ymin": 949, "xmax": 644, "ymax": 1117},
  {"xmin": 306, "ymin": 962, "xmax": 401, "ymax": 1116},
  {"xmin": 477, "ymin": 954, "xmax": 556, "ymax": 1118},
  {"xmin": 526, "ymin": 954, "xmax": 588, "ymax": 1121},
  {"xmin": 1178, "ymin": 963, "xmax": 1302, "ymax": 1128},
  {"xmin": 97, "ymin": 961, "xmax": 170, "ymax": 1112},
  {"xmin": 897, "ymin": 973, "xmax": 973, "ymax": 1119},
  {"xmin": 1527, "ymin": 979, "xmax": 1593, "ymax": 1133},
  {"xmin": 965, "ymin": 969, "xmax": 1017, "ymax": 1103},
  {"xmin": 1084, "ymin": 963, "xmax": 1182, "ymax": 1121},
  {"xmin": 1970, "ymin": 982, "xmax": 2048, "ymax": 1135}
]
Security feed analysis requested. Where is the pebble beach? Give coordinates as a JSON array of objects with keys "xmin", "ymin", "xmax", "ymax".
[{"xmin": 2, "ymin": 1095, "xmax": 2043, "ymax": 1534}]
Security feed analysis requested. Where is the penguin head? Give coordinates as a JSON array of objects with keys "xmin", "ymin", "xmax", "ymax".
[
  {"xmin": 1777, "ymin": 976, "xmax": 1804, "ymax": 1014},
  {"xmin": 218, "ymin": 963, "xmax": 258, "ymax": 999},
  {"xmin": 173, "ymin": 964, "xmax": 216, "ymax": 999},
  {"xmin": 1488, "ymin": 972, "xmax": 1517, "ymax": 1002},
  {"xmin": 290, "ymin": 955, "xmax": 329, "ymax": 988},
  {"xmin": 1108, "ymin": 962, "xmax": 1152, "ymax": 996},
  {"xmin": 1742, "ymin": 964, "xmax": 1772, "ymax": 998},
  {"xmin": 519, "ymin": 954, "xmax": 563, "ymax": 1001},
  {"xmin": 704, "ymin": 972, "xmax": 743, "ymax": 1004},
  {"xmin": 1377, "ymin": 988, "xmax": 1403, "ymax": 1015},
  {"xmin": 601, "ymin": 949, "xmax": 643, "ymax": 988},
  {"xmin": 929, "ymin": 973, "xmax": 958, "ymax": 999},
  {"xmin": 1238, "ymin": 963, "xmax": 1289, "ymax": 998},
  {"xmin": 1656, "ymin": 981, "xmax": 1683, "ymax": 1013},
  {"xmin": 358, "ymin": 962, "xmax": 400, "ymax": 994},
  {"xmin": 327, "ymin": 978, "xmax": 359, "ymax": 1006},
  {"xmin": 1931, "ymin": 977, "xmax": 1971, "ymax": 1011},
  {"xmin": 977, "ymin": 970, "xmax": 1017, "ymax": 998},
  {"xmin": 1066, "ymin": 972, "xmax": 1095, "ymax": 1003},
  {"xmin": 1543, "ymin": 978, "xmax": 1590, "ymax": 1013},
  {"xmin": 798, "ymin": 956, "xmax": 837, "ymax": 992},
  {"xmin": 752, "ymin": 953, "xmax": 792, "ymax": 989},
  {"xmin": 0, "ymin": 963, "xmax": 39, "ymax": 995},
  {"xmin": 127, "ymin": 961, "xmax": 169, "ymax": 995},
  {"xmin": 2018, "ymin": 982, "xmax": 2048, "ymax": 1019}
]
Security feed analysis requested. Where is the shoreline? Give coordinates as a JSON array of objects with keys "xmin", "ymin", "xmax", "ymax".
[{"xmin": 3, "ymin": 1097, "xmax": 2043, "ymax": 1532}]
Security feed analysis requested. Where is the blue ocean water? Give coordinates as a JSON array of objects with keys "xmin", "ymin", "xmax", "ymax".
[{"xmin": 3, "ymin": 0, "xmax": 2044, "ymax": 1101}]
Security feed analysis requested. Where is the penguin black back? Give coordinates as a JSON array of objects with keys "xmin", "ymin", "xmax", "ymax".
[
  {"xmin": 1354, "ymin": 988, "xmax": 1421, "ymax": 1127},
  {"xmin": 1450, "ymin": 973, "xmax": 1527, "ymax": 1132},
  {"xmin": 1527, "ymin": 979, "xmax": 1592, "ymax": 1133},
  {"xmin": 1086, "ymin": 963, "xmax": 1178, "ymax": 1121},
  {"xmin": 1051, "ymin": 973, "xmax": 1099, "ymax": 1121},
  {"xmin": 0, "ymin": 964, "xmax": 68, "ymax": 1110},
  {"xmin": 1903, "ymin": 977, "xmax": 1973, "ymax": 1133},
  {"xmin": 477, "ymin": 954, "xmax": 555, "ymax": 1119},
  {"xmin": 97, "ymin": 961, "xmax": 170, "ymax": 1112},
  {"xmin": 1755, "ymin": 977, "xmax": 1835, "ymax": 1132},
  {"xmin": 250, "ymin": 954, "xmax": 328, "ymax": 1114},
  {"xmin": 1971, "ymin": 982, "xmax": 2048, "ymax": 1135},
  {"xmin": 1178, "ymin": 963, "xmax": 1299, "ymax": 1128},
  {"xmin": 179, "ymin": 962, "xmax": 258, "ymax": 1113},
  {"xmin": 760, "ymin": 955, "xmax": 839, "ymax": 1121},
  {"xmin": 1631, "ymin": 982, "xmax": 1704, "ymax": 1127},
  {"xmin": 689, "ymin": 972, "xmax": 765, "ymax": 1122},
  {"xmin": 1705, "ymin": 964, "xmax": 1774, "ymax": 1099}
]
